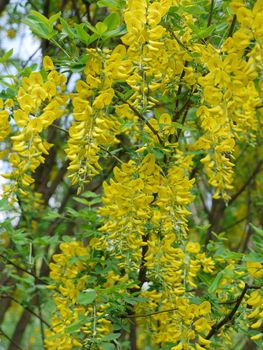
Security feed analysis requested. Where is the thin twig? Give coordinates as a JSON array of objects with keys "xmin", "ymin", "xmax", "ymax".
[
  {"xmin": 222, "ymin": 216, "xmax": 247, "ymax": 231},
  {"xmin": 229, "ymin": 160, "xmax": 263, "ymax": 206},
  {"xmin": 0, "ymin": 327, "xmax": 23, "ymax": 350},
  {"xmin": 206, "ymin": 283, "xmax": 248, "ymax": 340},
  {"xmin": 1, "ymin": 294, "xmax": 50, "ymax": 328},
  {"xmin": 99, "ymin": 145, "xmax": 123, "ymax": 164},
  {"xmin": 115, "ymin": 91, "xmax": 164, "ymax": 145},
  {"xmin": 207, "ymin": 0, "xmax": 215, "ymax": 27},
  {"xmin": 50, "ymin": 123, "xmax": 69, "ymax": 134},
  {"xmin": 169, "ymin": 30, "xmax": 189, "ymax": 51},
  {"xmin": 0, "ymin": 253, "xmax": 49, "ymax": 286},
  {"xmin": 122, "ymin": 307, "xmax": 178, "ymax": 319},
  {"xmin": 36, "ymin": 293, "xmax": 47, "ymax": 347},
  {"xmin": 227, "ymin": 15, "xmax": 237, "ymax": 38},
  {"xmin": 22, "ymin": 46, "xmax": 41, "ymax": 69}
]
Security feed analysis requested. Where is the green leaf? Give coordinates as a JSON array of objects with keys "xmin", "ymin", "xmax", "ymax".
[
  {"xmin": 65, "ymin": 317, "xmax": 86, "ymax": 333},
  {"xmin": 208, "ymin": 271, "xmax": 223, "ymax": 293},
  {"xmin": 89, "ymin": 197, "xmax": 101, "ymax": 206},
  {"xmin": 97, "ymin": 0, "xmax": 123, "ymax": 9},
  {"xmin": 103, "ymin": 13, "xmax": 120, "ymax": 30},
  {"xmin": 30, "ymin": 10, "xmax": 50, "ymax": 26},
  {"xmin": 250, "ymin": 224, "xmax": 263, "ymax": 237},
  {"xmin": 184, "ymin": 5, "xmax": 206, "ymax": 15},
  {"xmin": 23, "ymin": 10, "xmax": 58, "ymax": 39},
  {"xmin": 95, "ymin": 22, "xmax": 108, "ymax": 35},
  {"xmin": 101, "ymin": 343, "xmax": 115, "ymax": 350},
  {"xmin": 243, "ymin": 254, "xmax": 263, "ymax": 263},
  {"xmin": 44, "ymin": 210, "xmax": 62, "ymax": 220},
  {"xmin": 23, "ymin": 18, "xmax": 57, "ymax": 39},
  {"xmin": 73, "ymin": 196, "xmax": 91, "ymax": 205},
  {"xmin": 0, "ymin": 49, "xmax": 13, "ymax": 63},
  {"xmin": 102, "ymin": 25, "xmax": 127, "ymax": 40},
  {"xmin": 74, "ymin": 23, "xmax": 91, "ymax": 44},
  {"xmin": 48, "ymin": 12, "xmax": 61, "ymax": 25},
  {"xmin": 214, "ymin": 248, "xmax": 243, "ymax": 260},
  {"xmin": 82, "ymin": 191, "xmax": 99, "ymax": 198},
  {"xmin": 101, "ymin": 333, "xmax": 121, "ymax": 342},
  {"xmin": 60, "ymin": 18, "xmax": 75, "ymax": 38},
  {"xmin": 85, "ymin": 21, "xmax": 97, "ymax": 33},
  {"xmin": 66, "ymin": 207, "xmax": 80, "ymax": 218},
  {"xmin": 189, "ymin": 23, "xmax": 216, "ymax": 39},
  {"xmin": 77, "ymin": 289, "xmax": 97, "ymax": 305}
]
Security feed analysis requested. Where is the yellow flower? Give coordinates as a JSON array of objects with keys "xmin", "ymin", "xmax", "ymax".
[
  {"xmin": 198, "ymin": 335, "xmax": 211, "ymax": 346},
  {"xmin": 5, "ymin": 99, "xmax": 14, "ymax": 108},
  {"xmin": 186, "ymin": 241, "xmax": 201, "ymax": 254},
  {"xmin": 250, "ymin": 333, "xmax": 263, "ymax": 341},
  {"xmin": 199, "ymin": 301, "xmax": 211, "ymax": 316},
  {"xmin": 43, "ymin": 56, "xmax": 55, "ymax": 71},
  {"xmin": 247, "ymin": 261, "xmax": 263, "ymax": 278},
  {"xmin": 171, "ymin": 343, "xmax": 183, "ymax": 350},
  {"xmin": 247, "ymin": 291, "xmax": 262, "ymax": 306},
  {"xmin": 251, "ymin": 319, "xmax": 262, "ymax": 329},
  {"xmin": 194, "ymin": 317, "xmax": 212, "ymax": 333}
]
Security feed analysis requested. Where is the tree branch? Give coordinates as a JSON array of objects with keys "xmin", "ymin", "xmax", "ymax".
[
  {"xmin": 1, "ymin": 294, "xmax": 50, "ymax": 328},
  {"xmin": 122, "ymin": 307, "xmax": 178, "ymax": 319},
  {"xmin": 0, "ymin": 253, "xmax": 49, "ymax": 286},
  {"xmin": 207, "ymin": 0, "xmax": 215, "ymax": 27},
  {"xmin": 228, "ymin": 15, "xmax": 237, "ymax": 38},
  {"xmin": 115, "ymin": 91, "xmax": 164, "ymax": 145},
  {"xmin": 0, "ymin": 327, "xmax": 23, "ymax": 350},
  {"xmin": 7, "ymin": 309, "xmax": 31, "ymax": 350},
  {"xmin": 229, "ymin": 159, "xmax": 263, "ymax": 206},
  {"xmin": 206, "ymin": 283, "xmax": 248, "ymax": 340}
]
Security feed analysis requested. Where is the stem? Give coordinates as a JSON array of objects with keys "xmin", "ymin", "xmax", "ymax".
[
  {"xmin": 0, "ymin": 327, "xmax": 23, "ymax": 350},
  {"xmin": 99, "ymin": 145, "xmax": 124, "ymax": 164},
  {"xmin": 116, "ymin": 91, "xmax": 164, "ymax": 145},
  {"xmin": 1, "ymin": 294, "xmax": 50, "ymax": 328},
  {"xmin": 0, "ymin": 254, "xmax": 49, "ymax": 286},
  {"xmin": 50, "ymin": 38, "xmax": 72, "ymax": 58},
  {"xmin": 22, "ymin": 46, "xmax": 41, "ymax": 69},
  {"xmin": 124, "ymin": 307, "xmax": 178, "ymax": 319},
  {"xmin": 228, "ymin": 15, "xmax": 237, "ymax": 38},
  {"xmin": 206, "ymin": 283, "xmax": 248, "ymax": 340},
  {"xmin": 207, "ymin": 0, "xmax": 215, "ymax": 27},
  {"xmin": 229, "ymin": 159, "xmax": 263, "ymax": 206},
  {"xmin": 51, "ymin": 123, "xmax": 69, "ymax": 134}
]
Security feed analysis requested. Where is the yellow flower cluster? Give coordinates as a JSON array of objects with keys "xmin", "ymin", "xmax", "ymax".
[
  {"xmin": 98, "ymin": 151, "xmax": 217, "ymax": 347},
  {"xmin": 247, "ymin": 289, "xmax": 263, "ymax": 342},
  {"xmin": 193, "ymin": 0, "xmax": 263, "ymax": 200},
  {"xmin": 136, "ymin": 290, "xmax": 213, "ymax": 349},
  {"xmin": 66, "ymin": 46, "xmax": 134, "ymax": 191},
  {"xmin": 0, "ymin": 99, "xmax": 11, "ymax": 142},
  {"xmin": 2, "ymin": 57, "xmax": 67, "ymax": 198},
  {"xmin": 46, "ymin": 241, "xmax": 112, "ymax": 350},
  {"xmin": 46, "ymin": 242, "xmax": 88, "ymax": 349},
  {"xmin": 120, "ymin": 0, "xmax": 189, "ymax": 142},
  {"xmin": 99, "ymin": 152, "xmax": 194, "ymax": 265}
]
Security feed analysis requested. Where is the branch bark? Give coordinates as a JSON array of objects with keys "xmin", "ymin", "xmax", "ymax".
[
  {"xmin": 0, "ymin": 0, "xmax": 9, "ymax": 14},
  {"xmin": 206, "ymin": 283, "xmax": 248, "ymax": 340}
]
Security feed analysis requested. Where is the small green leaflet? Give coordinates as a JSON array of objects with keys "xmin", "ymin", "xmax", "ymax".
[{"xmin": 77, "ymin": 289, "xmax": 97, "ymax": 305}]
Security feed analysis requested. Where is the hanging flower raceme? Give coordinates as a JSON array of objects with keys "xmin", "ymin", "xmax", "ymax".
[
  {"xmin": 1, "ymin": 56, "xmax": 68, "ymax": 199},
  {"xmin": 192, "ymin": 2, "xmax": 261, "ymax": 200},
  {"xmin": 45, "ymin": 241, "xmax": 112, "ymax": 350},
  {"xmin": 66, "ymin": 47, "xmax": 133, "ymax": 192}
]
